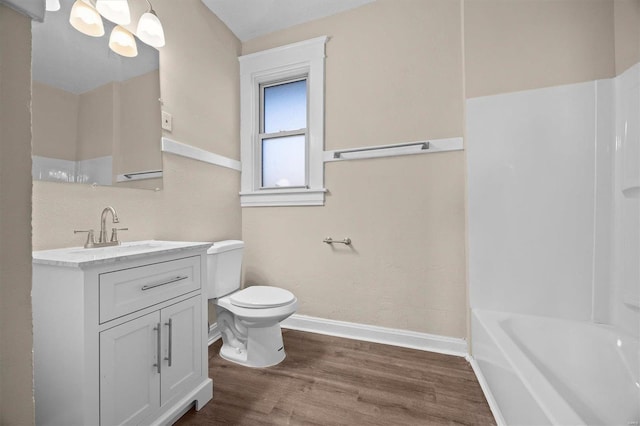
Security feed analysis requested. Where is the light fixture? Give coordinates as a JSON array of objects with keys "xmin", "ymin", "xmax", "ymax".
[
  {"xmin": 95, "ymin": 0, "xmax": 131, "ymax": 25},
  {"xmin": 45, "ymin": 0, "xmax": 61, "ymax": 12},
  {"xmin": 137, "ymin": 0, "xmax": 165, "ymax": 48},
  {"xmin": 69, "ymin": 0, "xmax": 104, "ymax": 37},
  {"xmin": 109, "ymin": 25, "xmax": 138, "ymax": 57}
]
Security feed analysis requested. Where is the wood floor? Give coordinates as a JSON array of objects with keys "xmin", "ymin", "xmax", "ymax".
[{"xmin": 175, "ymin": 330, "xmax": 496, "ymax": 425}]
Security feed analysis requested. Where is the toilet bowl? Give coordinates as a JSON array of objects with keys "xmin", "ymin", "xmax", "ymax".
[{"xmin": 207, "ymin": 241, "xmax": 297, "ymax": 368}]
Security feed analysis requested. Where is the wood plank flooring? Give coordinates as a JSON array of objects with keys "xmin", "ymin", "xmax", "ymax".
[{"xmin": 175, "ymin": 330, "xmax": 495, "ymax": 425}]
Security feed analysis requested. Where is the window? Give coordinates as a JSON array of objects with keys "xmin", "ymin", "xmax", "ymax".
[
  {"xmin": 260, "ymin": 78, "xmax": 307, "ymax": 188},
  {"xmin": 239, "ymin": 37, "xmax": 328, "ymax": 207}
]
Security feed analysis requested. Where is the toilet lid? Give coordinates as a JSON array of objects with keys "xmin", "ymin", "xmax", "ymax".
[{"xmin": 230, "ymin": 286, "xmax": 296, "ymax": 308}]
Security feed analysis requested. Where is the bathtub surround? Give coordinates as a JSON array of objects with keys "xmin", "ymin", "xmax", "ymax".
[
  {"xmin": 465, "ymin": 1, "xmax": 638, "ymax": 424},
  {"xmin": 472, "ymin": 311, "xmax": 639, "ymax": 426},
  {"xmin": 612, "ymin": 63, "xmax": 640, "ymax": 336},
  {"xmin": 468, "ymin": 80, "xmax": 609, "ymax": 322},
  {"xmin": 466, "ymin": 38, "xmax": 640, "ymax": 426}
]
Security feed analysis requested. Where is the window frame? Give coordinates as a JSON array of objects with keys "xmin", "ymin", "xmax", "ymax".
[{"xmin": 239, "ymin": 36, "xmax": 328, "ymax": 207}]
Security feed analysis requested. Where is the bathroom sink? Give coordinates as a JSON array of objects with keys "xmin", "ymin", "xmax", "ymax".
[
  {"xmin": 33, "ymin": 240, "xmax": 212, "ymax": 267},
  {"xmin": 67, "ymin": 241, "xmax": 164, "ymax": 256}
]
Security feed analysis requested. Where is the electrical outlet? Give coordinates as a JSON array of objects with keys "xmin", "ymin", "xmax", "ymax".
[{"xmin": 161, "ymin": 111, "xmax": 172, "ymax": 132}]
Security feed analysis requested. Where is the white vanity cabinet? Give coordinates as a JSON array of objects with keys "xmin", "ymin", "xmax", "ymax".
[{"xmin": 33, "ymin": 241, "xmax": 213, "ymax": 426}]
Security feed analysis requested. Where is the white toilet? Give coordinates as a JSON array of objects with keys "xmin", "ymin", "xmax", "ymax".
[{"xmin": 206, "ymin": 240, "xmax": 297, "ymax": 368}]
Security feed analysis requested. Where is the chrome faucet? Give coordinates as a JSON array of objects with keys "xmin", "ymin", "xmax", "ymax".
[
  {"xmin": 74, "ymin": 206, "xmax": 128, "ymax": 248},
  {"xmin": 99, "ymin": 206, "xmax": 119, "ymax": 244}
]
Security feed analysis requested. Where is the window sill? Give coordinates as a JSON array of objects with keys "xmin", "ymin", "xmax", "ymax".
[{"xmin": 240, "ymin": 188, "xmax": 326, "ymax": 207}]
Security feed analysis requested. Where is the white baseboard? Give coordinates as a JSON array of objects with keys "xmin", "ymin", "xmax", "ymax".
[
  {"xmin": 209, "ymin": 315, "xmax": 467, "ymax": 357},
  {"xmin": 281, "ymin": 314, "xmax": 468, "ymax": 357},
  {"xmin": 466, "ymin": 355, "xmax": 506, "ymax": 426},
  {"xmin": 208, "ymin": 322, "xmax": 221, "ymax": 346}
]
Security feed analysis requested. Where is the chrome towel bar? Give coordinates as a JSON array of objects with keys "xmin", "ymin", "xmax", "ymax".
[
  {"xmin": 323, "ymin": 237, "xmax": 352, "ymax": 245},
  {"xmin": 333, "ymin": 141, "xmax": 429, "ymax": 159}
]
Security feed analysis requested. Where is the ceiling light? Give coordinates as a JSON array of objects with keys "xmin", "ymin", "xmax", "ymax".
[
  {"xmin": 96, "ymin": 0, "xmax": 131, "ymax": 25},
  {"xmin": 109, "ymin": 25, "xmax": 138, "ymax": 57},
  {"xmin": 137, "ymin": 1, "xmax": 165, "ymax": 47},
  {"xmin": 46, "ymin": 0, "xmax": 61, "ymax": 12},
  {"xmin": 69, "ymin": 0, "xmax": 104, "ymax": 37}
]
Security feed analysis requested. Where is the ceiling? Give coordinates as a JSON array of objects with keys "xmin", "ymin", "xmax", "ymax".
[{"xmin": 201, "ymin": 0, "xmax": 376, "ymax": 42}]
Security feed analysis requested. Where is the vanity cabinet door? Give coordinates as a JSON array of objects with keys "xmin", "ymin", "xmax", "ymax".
[
  {"xmin": 160, "ymin": 296, "xmax": 202, "ymax": 406},
  {"xmin": 100, "ymin": 311, "xmax": 161, "ymax": 426}
]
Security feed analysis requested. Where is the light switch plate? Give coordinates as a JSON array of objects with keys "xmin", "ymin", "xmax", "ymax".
[{"xmin": 161, "ymin": 111, "xmax": 173, "ymax": 131}]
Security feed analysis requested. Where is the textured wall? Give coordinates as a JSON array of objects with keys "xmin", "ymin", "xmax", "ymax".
[
  {"xmin": 31, "ymin": 82, "xmax": 79, "ymax": 160},
  {"xmin": 464, "ymin": 0, "xmax": 615, "ymax": 98},
  {"xmin": 0, "ymin": 5, "xmax": 35, "ymax": 425},
  {"xmin": 242, "ymin": 0, "xmax": 468, "ymax": 337},
  {"xmin": 614, "ymin": 0, "xmax": 640, "ymax": 75}
]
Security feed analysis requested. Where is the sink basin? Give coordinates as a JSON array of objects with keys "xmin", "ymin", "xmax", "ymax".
[
  {"xmin": 33, "ymin": 240, "xmax": 212, "ymax": 267},
  {"xmin": 67, "ymin": 241, "xmax": 164, "ymax": 256}
]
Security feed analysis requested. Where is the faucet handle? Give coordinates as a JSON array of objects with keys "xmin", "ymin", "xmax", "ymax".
[
  {"xmin": 74, "ymin": 229, "xmax": 96, "ymax": 248},
  {"xmin": 110, "ymin": 227, "xmax": 128, "ymax": 244}
]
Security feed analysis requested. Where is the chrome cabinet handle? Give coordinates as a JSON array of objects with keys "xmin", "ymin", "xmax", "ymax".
[
  {"xmin": 164, "ymin": 319, "xmax": 172, "ymax": 367},
  {"xmin": 153, "ymin": 323, "xmax": 161, "ymax": 374},
  {"xmin": 141, "ymin": 275, "xmax": 188, "ymax": 291}
]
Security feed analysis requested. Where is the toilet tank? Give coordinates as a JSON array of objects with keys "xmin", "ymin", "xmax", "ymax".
[{"xmin": 206, "ymin": 240, "xmax": 244, "ymax": 299}]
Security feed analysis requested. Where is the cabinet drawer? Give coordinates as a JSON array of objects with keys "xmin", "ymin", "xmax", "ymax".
[{"xmin": 100, "ymin": 256, "xmax": 201, "ymax": 323}]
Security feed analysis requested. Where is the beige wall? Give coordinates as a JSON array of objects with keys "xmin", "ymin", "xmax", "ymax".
[
  {"xmin": 32, "ymin": 0, "xmax": 242, "ymax": 252},
  {"xmin": 33, "ymin": 71, "xmax": 161, "ymax": 188},
  {"xmin": 77, "ymin": 82, "xmax": 115, "ymax": 160},
  {"xmin": 31, "ymin": 82, "xmax": 78, "ymax": 160},
  {"xmin": 0, "ymin": 5, "xmax": 35, "ymax": 426},
  {"xmin": 242, "ymin": 0, "xmax": 468, "ymax": 337},
  {"xmin": 614, "ymin": 0, "xmax": 640, "ymax": 75},
  {"xmin": 464, "ymin": 0, "xmax": 616, "ymax": 98},
  {"xmin": 115, "ymin": 70, "xmax": 162, "ymax": 180}
]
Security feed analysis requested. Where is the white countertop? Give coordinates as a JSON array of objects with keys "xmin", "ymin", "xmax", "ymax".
[{"xmin": 33, "ymin": 240, "xmax": 212, "ymax": 268}]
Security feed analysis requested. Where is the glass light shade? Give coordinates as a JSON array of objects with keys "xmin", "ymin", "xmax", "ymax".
[
  {"xmin": 109, "ymin": 25, "xmax": 138, "ymax": 57},
  {"xmin": 46, "ymin": 0, "xmax": 61, "ymax": 12},
  {"xmin": 137, "ymin": 10, "xmax": 165, "ymax": 47},
  {"xmin": 96, "ymin": 0, "xmax": 131, "ymax": 25},
  {"xmin": 69, "ymin": 0, "xmax": 104, "ymax": 37}
]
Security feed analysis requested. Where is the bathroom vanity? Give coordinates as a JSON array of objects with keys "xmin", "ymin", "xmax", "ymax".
[{"xmin": 32, "ymin": 241, "xmax": 213, "ymax": 426}]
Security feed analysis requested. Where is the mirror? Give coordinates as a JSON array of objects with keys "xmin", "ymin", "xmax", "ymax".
[{"xmin": 31, "ymin": 0, "xmax": 162, "ymax": 190}]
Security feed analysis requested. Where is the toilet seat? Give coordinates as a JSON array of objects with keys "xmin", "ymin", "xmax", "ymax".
[{"xmin": 230, "ymin": 286, "xmax": 295, "ymax": 309}]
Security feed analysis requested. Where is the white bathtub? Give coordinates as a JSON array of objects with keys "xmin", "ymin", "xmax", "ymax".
[{"xmin": 472, "ymin": 310, "xmax": 639, "ymax": 426}]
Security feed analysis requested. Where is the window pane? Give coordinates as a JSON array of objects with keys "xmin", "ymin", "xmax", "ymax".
[
  {"xmin": 262, "ymin": 135, "xmax": 305, "ymax": 187},
  {"xmin": 263, "ymin": 80, "xmax": 306, "ymax": 133}
]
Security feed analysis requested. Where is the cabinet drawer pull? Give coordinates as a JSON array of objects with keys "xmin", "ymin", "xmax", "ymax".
[
  {"xmin": 141, "ymin": 275, "xmax": 188, "ymax": 291},
  {"xmin": 164, "ymin": 319, "xmax": 173, "ymax": 367},
  {"xmin": 153, "ymin": 323, "xmax": 161, "ymax": 374}
]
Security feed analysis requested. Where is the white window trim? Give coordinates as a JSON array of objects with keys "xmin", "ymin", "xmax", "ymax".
[{"xmin": 239, "ymin": 36, "xmax": 328, "ymax": 207}]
